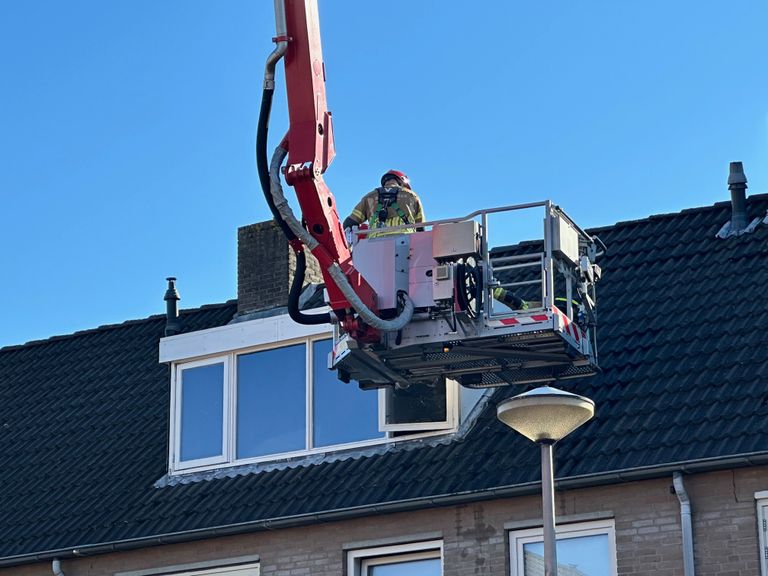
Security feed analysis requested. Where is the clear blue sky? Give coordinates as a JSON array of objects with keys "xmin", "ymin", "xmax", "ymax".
[{"xmin": 1, "ymin": 0, "xmax": 766, "ymax": 348}]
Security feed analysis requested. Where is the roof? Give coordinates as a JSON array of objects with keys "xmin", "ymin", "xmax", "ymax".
[{"xmin": 2, "ymin": 195, "xmax": 768, "ymax": 562}]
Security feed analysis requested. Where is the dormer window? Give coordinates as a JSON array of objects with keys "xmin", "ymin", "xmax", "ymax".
[
  {"xmin": 160, "ymin": 314, "xmax": 477, "ymax": 474},
  {"xmin": 176, "ymin": 359, "xmax": 228, "ymax": 466}
]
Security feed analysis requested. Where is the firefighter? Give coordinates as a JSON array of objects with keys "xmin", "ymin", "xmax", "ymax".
[
  {"xmin": 344, "ymin": 170, "xmax": 533, "ymax": 311},
  {"xmin": 343, "ymin": 169, "xmax": 425, "ymax": 239},
  {"xmin": 493, "ymin": 287, "xmax": 530, "ymax": 310}
]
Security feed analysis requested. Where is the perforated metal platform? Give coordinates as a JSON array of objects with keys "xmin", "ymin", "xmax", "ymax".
[{"xmin": 333, "ymin": 309, "xmax": 597, "ymax": 390}]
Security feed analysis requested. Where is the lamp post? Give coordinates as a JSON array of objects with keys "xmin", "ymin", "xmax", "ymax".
[{"xmin": 497, "ymin": 386, "xmax": 595, "ymax": 576}]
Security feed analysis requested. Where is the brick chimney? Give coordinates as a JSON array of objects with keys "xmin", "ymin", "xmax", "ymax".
[{"xmin": 237, "ymin": 221, "xmax": 324, "ymax": 317}]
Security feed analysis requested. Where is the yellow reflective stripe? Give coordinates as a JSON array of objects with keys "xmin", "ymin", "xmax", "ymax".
[
  {"xmin": 351, "ymin": 208, "xmax": 365, "ymax": 221},
  {"xmin": 366, "ymin": 216, "xmax": 415, "ymax": 237},
  {"xmin": 368, "ymin": 229, "xmax": 415, "ymax": 238}
]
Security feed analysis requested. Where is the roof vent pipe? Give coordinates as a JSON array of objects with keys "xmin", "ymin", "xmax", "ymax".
[
  {"xmin": 164, "ymin": 277, "xmax": 181, "ymax": 336},
  {"xmin": 728, "ymin": 161, "xmax": 748, "ymax": 233}
]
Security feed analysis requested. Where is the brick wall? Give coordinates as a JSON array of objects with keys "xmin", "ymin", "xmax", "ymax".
[
  {"xmin": 6, "ymin": 466, "xmax": 765, "ymax": 576},
  {"xmin": 237, "ymin": 221, "xmax": 323, "ymax": 316},
  {"xmin": 689, "ymin": 468, "xmax": 765, "ymax": 575}
]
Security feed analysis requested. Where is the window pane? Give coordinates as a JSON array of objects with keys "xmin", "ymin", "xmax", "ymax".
[
  {"xmin": 368, "ymin": 558, "xmax": 440, "ymax": 576},
  {"xmin": 384, "ymin": 381, "xmax": 447, "ymax": 425},
  {"xmin": 180, "ymin": 363, "xmax": 224, "ymax": 462},
  {"xmin": 313, "ymin": 339, "xmax": 383, "ymax": 447},
  {"xmin": 523, "ymin": 534, "xmax": 609, "ymax": 576},
  {"xmin": 237, "ymin": 345, "xmax": 306, "ymax": 458}
]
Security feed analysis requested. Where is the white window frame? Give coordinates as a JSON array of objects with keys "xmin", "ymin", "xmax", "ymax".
[
  {"xmin": 171, "ymin": 356, "xmax": 230, "ymax": 471},
  {"xmin": 756, "ymin": 491, "xmax": 768, "ymax": 575},
  {"xmin": 115, "ymin": 556, "xmax": 260, "ymax": 576},
  {"xmin": 347, "ymin": 539, "xmax": 443, "ymax": 576},
  {"xmin": 509, "ymin": 519, "xmax": 617, "ymax": 576},
  {"xmin": 165, "ymin": 314, "xmax": 467, "ymax": 474}
]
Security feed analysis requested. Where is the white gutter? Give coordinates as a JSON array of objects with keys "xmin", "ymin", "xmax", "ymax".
[
  {"xmin": 673, "ymin": 472, "xmax": 695, "ymax": 576},
  {"xmin": 52, "ymin": 558, "xmax": 65, "ymax": 576}
]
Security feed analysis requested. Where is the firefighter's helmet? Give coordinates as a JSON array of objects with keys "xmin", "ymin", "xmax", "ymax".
[{"xmin": 381, "ymin": 169, "xmax": 410, "ymax": 189}]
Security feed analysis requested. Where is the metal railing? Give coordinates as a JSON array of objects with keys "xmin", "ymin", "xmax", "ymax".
[
  {"xmin": 350, "ymin": 199, "xmax": 599, "ymax": 328},
  {"xmin": 479, "ymin": 201, "xmax": 597, "ymax": 324}
]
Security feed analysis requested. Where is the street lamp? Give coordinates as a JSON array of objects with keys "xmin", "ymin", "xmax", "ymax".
[{"xmin": 497, "ymin": 386, "xmax": 595, "ymax": 576}]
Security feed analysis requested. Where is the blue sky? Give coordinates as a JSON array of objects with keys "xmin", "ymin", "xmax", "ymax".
[{"xmin": 1, "ymin": 0, "xmax": 766, "ymax": 348}]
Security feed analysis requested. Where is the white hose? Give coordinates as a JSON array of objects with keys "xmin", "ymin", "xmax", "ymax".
[
  {"xmin": 269, "ymin": 145, "xmax": 318, "ymax": 249},
  {"xmin": 269, "ymin": 145, "xmax": 414, "ymax": 332},
  {"xmin": 327, "ymin": 265, "xmax": 415, "ymax": 331}
]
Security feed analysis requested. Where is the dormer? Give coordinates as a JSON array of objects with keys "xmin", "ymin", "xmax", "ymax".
[{"xmin": 159, "ymin": 222, "xmax": 485, "ymax": 475}]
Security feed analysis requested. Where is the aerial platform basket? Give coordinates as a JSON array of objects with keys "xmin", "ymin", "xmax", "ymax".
[{"xmin": 330, "ymin": 201, "xmax": 604, "ymax": 389}]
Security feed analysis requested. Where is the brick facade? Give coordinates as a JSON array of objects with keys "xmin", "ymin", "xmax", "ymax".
[
  {"xmin": 5, "ymin": 466, "xmax": 765, "ymax": 575},
  {"xmin": 237, "ymin": 221, "xmax": 323, "ymax": 316}
]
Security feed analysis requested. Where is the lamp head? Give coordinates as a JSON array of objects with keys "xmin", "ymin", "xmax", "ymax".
[{"xmin": 496, "ymin": 386, "xmax": 595, "ymax": 443}]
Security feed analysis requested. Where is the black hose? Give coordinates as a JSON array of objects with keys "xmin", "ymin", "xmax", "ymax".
[
  {"xmin": 258, "ymin": 87, "xmax": 330, "ymax": 324},
  {"xmin": 289, "ymin": 250, "xmax": 332, "ymax": 325},
  {"xmin": 257, "ymin": 87, "xmax": 296, "ymax": 242}
]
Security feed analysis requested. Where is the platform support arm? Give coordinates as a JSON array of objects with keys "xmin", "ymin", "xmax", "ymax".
[{"xmin": 277, "ymin": 0, "xmax": 380, "ymax": 321}]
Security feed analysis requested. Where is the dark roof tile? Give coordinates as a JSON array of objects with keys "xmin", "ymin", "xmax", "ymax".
[{"xmin": 4, "ymin": 198, "xmax": 768, "ymax": 558}]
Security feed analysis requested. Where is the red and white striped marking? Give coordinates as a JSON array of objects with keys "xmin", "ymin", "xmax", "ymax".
[
  {"xmin": 491, "ymin": 307, "xmax": 585, "ymax": 346},
  {"xmin": 495, "ymin": 313, "xmax": 550, "ymax": 326},
  {"xmin": 552, "ymin": 307, "xmax": 582, "ymax": 343}
]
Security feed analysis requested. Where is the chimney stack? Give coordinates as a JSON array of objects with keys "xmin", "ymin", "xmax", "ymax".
[
  {"xmin": 727, "ymin": 161, "xmax": 748, "ymax": 233},
  {"xmin": 236, "ymin": 221, "xmax": 323, "ymax": 318}
]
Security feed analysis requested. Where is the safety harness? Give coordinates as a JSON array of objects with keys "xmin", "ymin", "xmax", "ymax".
[{"xmin": 369, "ymin": 187, "xmax": 410, "ymax": 229}]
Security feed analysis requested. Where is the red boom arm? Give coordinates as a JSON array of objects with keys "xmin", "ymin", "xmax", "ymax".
[{"xmin": 279, "ymin": 0, "xmax": 379, "ymax": 339}]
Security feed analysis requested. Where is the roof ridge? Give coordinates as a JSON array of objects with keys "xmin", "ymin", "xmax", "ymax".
[
  {"xmin": 0, "ymin": 299, "xmax": 238, "ymax": 352},
  {"xmin": 587, "ymin": 192, "xmax": 768, "ymax": 234}
]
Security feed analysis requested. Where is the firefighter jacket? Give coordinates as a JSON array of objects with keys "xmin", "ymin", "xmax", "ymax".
[{"xmin": 346, "ymin": 187, "xmax": 425, "ymax": 237}]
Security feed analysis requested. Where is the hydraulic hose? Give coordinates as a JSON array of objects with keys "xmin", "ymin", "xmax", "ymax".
[
  {"xmin": 259, "ymin": 87, "xmax": 330, "ymax": 324},
  {"xmin": 327, "ymin": 265, "xmax": 415, "ymax": 332},
  {"xmin": 258, "ymin": 2, "xmax": 294, "ymax": 241},
  {"xmin": 269, "ymin": 144, "xmax": 414, "ymax": 332},
  {"xmin": 260, "ymin": 2, "xmax": 412, "ymax": 333},
  {"xmin": 270, "ymin": 144, "xmax": 318, "ymax": 249},
  {"xmin": 258, "ymin": 11, "xmax": 331, "ymax": 325},
  {"xmin": 257, "ymin": 87, "xmax": 296, "ymax": 243},
  {"xmin": 289, "ymin": 250, "xmax": 332, "ymax": 325}
]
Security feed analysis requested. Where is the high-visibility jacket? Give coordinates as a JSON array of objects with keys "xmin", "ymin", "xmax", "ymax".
[
  {"xmin": 493, "ymin": 287, "xmax": 529, "ymax": 310},
  {"xmin": 346, "ymin": 187, "xmax": 425, "ymax": 237}
]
